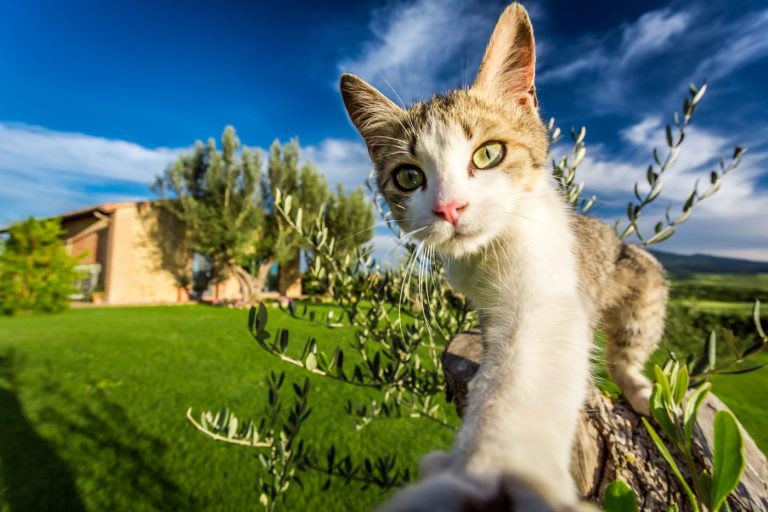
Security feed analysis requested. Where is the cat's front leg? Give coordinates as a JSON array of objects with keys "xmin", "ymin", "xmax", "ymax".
[{"xmin": 450, "ymin": 296, "xmax": 593, "ymax": 506}]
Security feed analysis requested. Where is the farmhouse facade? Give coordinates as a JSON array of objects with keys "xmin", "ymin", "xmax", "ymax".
[{"xmin": 59, "ymin": 201, "xmax": 243, "ymax": 305}]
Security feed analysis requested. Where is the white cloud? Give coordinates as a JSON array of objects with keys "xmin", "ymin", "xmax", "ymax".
[
  {"xmin": 619, "ymin": 9, "xmax": 691, "ymax": 64},
  {"xmin": 0, "ymin": 123, "xmax": 183, "ymax": 183},
  {"xmin": 303, "ymin": 138, "xmax": 372, "ymax": 191},
  {"xmin": 0, "ymin": 122, "xmax": 186, "ymax": 225},
  {"xmin": 693, "ymin": 8, "xmax": 768, "ymax": 81},
  {"xmin": 338, "ymin": 0, "xmax": 504, "ymax": 101},
  {"xmin": 537, "ymin": 5, "xmax": 768, "ymax": 117},
  {"xmin": 564, "ymin": 117, "xmax": 768, "ymax": 260},
  {"xmin": 538, "ymin": 7, "xmax": 691, "ymax": 85}
]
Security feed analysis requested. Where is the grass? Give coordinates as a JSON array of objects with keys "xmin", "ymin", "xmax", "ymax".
[
  {"xmin": 0, "ymin": 299, "xmax": 765, "ymax": 511},
  {"xmin": 709, "ymin": 352, "xmax": 768, "ymax": 453},
  {"xmin": 667, "ymin": 273, "xmax": 768, "ymax": 454},
  {"xmin": 0, "ymin": 305, "xmax": 454, "ymax": 512},
  {"xmin": 674, "ymin": 273, "xmax": 768, "ymax": 288},
  {"xmin": 675, "ymin": 300, "xmax": 757, "ymax": 315}
]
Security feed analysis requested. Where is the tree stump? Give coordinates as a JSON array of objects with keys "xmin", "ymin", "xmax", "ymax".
[{"xmin": 442, "ymin": 331, "xmax": 768, "ymax": 511}]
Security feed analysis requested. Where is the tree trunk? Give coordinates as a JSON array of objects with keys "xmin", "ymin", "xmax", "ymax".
[
  {"xmin": 442, "ymin": 331, "xmax": 768, "ymax": 511},
  {"xmin": 278, "ymin": 253, "xmax": 302, "ymax": 298},
  {"xmin": 253, "ymin": 258, "xmax": 275, "ymax": 299},
  {"xmin": 229, "ymin": 265, "xmax": 255, "ymax": 303}
]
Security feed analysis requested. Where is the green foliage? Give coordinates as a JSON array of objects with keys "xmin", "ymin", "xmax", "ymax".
[
  {"xmin": 153, "ymin": 126, "xmax": 264, "ymax": 283},
  {"xmin": 663, "ymin": 302, "xmax": 762, "ymax": 361},
  {"xmin": 603, "ymin": 479, "xmax": 638, "ymax": 512},
  {"xmin": 259, "ymin": 139, "xmax": 375, "ymax": 274},
  {"xmin": 670, "ymin": 283, "xmax": 767, "ymax": 303},
  {"xmin": 189, "ymin": 372, "xmax": 314, "ymax": 512},
  {"xmin": 550, "ymin": 123, "xmax": 595, "ymax": 213},
  {"xmin": 666, "ymin": 301, "xmax": 768, "ymax": 387},
  {"xmin": 642, "ymin": 362, "xmax": 746, "ymax": 512},
  {"xmin": 264, "ymin": 140, "xmax": 330, "ymax": 265},
  {"xmin": 154, "ymin": 130, "xmax": 374, "ymax": 297},
  {"xmin": 324, "ymin": 184, "xmax": 375, "ymax": 255},
  {"xmin": 0, "ymin": 217, "xmax": 81, "ymax": 315},
  {"xmin": 549, "ymin": 82, "xmax": 745, "ymax": 245},
  {"xmin": 189, "ymin": 363, "xmax": 411, "ymax": 511},
  {"xmin": 711, "ymin": 410, "xmax": 745, "ymax": 512}
]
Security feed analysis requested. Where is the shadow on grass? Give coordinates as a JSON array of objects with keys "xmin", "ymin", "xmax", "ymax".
[
  {"xmin": 0, "ymin": 351, "xmax": 195, "ymax": 511},
  {"xmin": 0, "ymin": 351, "xmax": 85, "ymax": 512}
]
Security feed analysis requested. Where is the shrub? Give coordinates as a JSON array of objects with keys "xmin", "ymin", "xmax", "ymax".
[{"xmin": 0, "ymin": 217, "xmax": 81, "ymax": 315}]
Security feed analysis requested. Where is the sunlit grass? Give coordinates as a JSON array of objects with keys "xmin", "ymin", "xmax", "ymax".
[
  {"xmin": 675, "ymin": 300, "xmax": 757, "ymax": 315},
  {"xmin": 0, "ymin": 305, "xmax": 454, "ymax": 511},
  {"xmin": 674, "ymin": 273, "xmax": 768, "ymax": 288},
  {"xmin": 0, "ymin": 301, "xmax": 764, "ymax": 511}
]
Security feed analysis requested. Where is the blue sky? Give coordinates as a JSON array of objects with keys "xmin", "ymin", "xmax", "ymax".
[{"xmin": 1, "ymin": 0, "xmax": 767, "ymax": 260}]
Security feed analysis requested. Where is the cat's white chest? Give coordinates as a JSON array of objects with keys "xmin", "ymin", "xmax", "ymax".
[{"xmin": 443, "ymin": 254, "xmax": 511, "ymax": 311}]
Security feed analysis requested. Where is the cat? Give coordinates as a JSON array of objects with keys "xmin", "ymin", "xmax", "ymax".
[{"xmin": 340, "ymin": 3, "xmax": 667, "ymax": 509}]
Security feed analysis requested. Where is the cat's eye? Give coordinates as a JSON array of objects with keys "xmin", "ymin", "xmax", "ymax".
[
  {"xmin": 392, "ymin": 166, "xmax": 426, "ymax": 192},
  {"xmin": 472, "ymin": 141, "xmax": 505, "ymax": 169}
]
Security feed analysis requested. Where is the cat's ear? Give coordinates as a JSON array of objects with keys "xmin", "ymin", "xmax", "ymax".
[
  {"xmin": 340, "ymin": 73, "xmax": 404, "ymax": 141},
  {"xmin": 473, "ymin": 4, "xmax": 538, "ymax": 108}
]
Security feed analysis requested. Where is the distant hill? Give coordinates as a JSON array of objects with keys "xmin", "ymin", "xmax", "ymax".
[{"xmin": 650, "ymin": 250, "xmax": 768, "ymax": 276}]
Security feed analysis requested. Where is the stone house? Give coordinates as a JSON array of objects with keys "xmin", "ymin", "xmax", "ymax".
[{"xmin": 58, "ymin": 201, "xmax": 245, "ymax": 305}]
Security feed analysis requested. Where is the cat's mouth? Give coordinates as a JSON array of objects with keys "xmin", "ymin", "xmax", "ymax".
[
  {"xmin": 429, "ymin": 223, "xmax": 498, "ymax": 256},
  {"xmin": 413, "ymin": 221, "xmax": 491, "ymax": 256},
  {"xmin": 451, "ymin": 229, "xmax": 472, "ymax": 240},
  {"xmin": 440, "ymin": 226, "xmax": 485, "ymax": 247}
]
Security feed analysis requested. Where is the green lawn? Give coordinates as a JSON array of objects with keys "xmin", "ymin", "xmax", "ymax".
[
  {"xmin": 674, "ymin": 273, "xmax": 768, "ymax": 288},
  {"xmin": 0, "ymin": 305, "xmax": 454, "ymax": 512},
  {"xmin": 675, "ymin": 300, "xmax": 757, "ymax": 315},
  {"xmin": 0, "ymin": 303, "xmax": 765, "ymax": 512}
]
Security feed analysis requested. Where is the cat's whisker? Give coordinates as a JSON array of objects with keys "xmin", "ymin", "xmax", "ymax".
[
  {"xmin": 367, "ymin": 134, "xmax": 410, "ymax": 145},
  {"xmin": 333, "ymin": 220, "xmax": 408, "ymax": 246},
  {"xmin": 424, "ymin": 246, "xmax": 449, "ymax": 344},
  {"xmin": 426, "ymin": 245, "xmax": 448, "ymax": 314},
  {"xmin": 489, "ymin": 238, "xmax": 505, "ymax": 299},
  {"xmin": 416, "ymin": 245, "xmax": 431, "ymax": 341},
  {"xmin": 400, "ymin": 242, "xmax": 425, "ymax": 339},
  {"xmin": 378, "ymin": 74, "xmax": 407, "ymax": 110},
  {"xmin": 378, "ymin": 227, "xmax": 427, "ymax": 263},
  {"xmin": 397, "ymin": 243, "xmax": 421, "ymax": 340},
  {"xmin": 399, "ymin": 225, "xmax": 429, "ymax": 241}
]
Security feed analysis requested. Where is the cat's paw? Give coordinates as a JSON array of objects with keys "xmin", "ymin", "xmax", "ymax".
[
  {"xmin": 375, "ymin": 473, "xmax": 488, "ymax": 512},
  {"xmin": 419, "ymin": 450, "xmax": 454, "ymax": 477},
  {"xmin": 377, "ymin": 471, "xmax": 594, "ymax": 512},
  {"xmin": 625, "ymin": 386, "xmax": 652, "ymax": 416}
]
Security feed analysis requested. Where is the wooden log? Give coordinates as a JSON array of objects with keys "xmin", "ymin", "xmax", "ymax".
[{"xmin": 442, "ymin": 331, "xmax": 768, "ymax": 511}]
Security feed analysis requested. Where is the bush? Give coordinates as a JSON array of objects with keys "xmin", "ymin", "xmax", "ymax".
[
  {"xmin": 0, "ymin": 217, "xmax": 81, "ymax": 315},
  {"xmin": 670, "ymin": 283, "xmax": 766, "ymax": 303},
  {"xmin": 664, "ymin": 303, "xmax": 762, "ymax": 357}
]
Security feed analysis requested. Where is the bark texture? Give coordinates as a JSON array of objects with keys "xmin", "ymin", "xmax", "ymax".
[{"xmin": 442, "ymin": 331, "xmax": 768, "ymax": 511}]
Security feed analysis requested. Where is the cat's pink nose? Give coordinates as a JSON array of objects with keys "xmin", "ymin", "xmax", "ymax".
[{"xmin": 433, "ymin": 201, "xmax": 468, "ymax": 225}]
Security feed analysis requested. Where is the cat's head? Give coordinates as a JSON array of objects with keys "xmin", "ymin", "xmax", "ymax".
[{"xmin": 340, "ymin": 4, "xmax": 549, "ymax": 258}]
